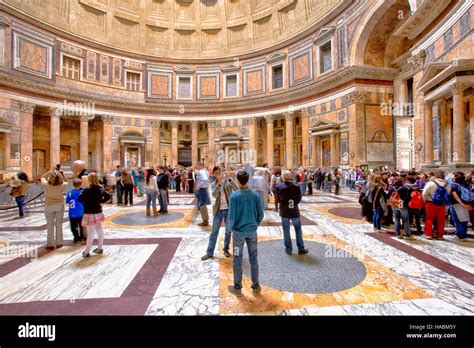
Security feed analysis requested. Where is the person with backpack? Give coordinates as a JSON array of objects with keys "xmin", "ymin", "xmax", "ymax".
[
  {"xmin": 388, "ymin": 176, "xmax": 412, "ymax": 239},
  {"xmin": 422, "ymin": 170, "xmax": 451, "ymax": 240},
  {"xmin": 270, "ymin": 169, "xmax": 283, "ymax": 212},
  {"xmin": 449, "ymin": 172, "xmax": 472, "ymax": 241},
  {"xmin": 65, "ymin": 178, "xmax": 85, "ymax": 244},
  {"xmin": 8, "ymin": 171, "xmax": 30, "ymax": 218},
  {"xmin": 407, "ymin": 176, "xmax": 423, "ymax": 235},
  {"xmin": 370, "ymin": 175, "xmax": 387, "ymax": 231}
]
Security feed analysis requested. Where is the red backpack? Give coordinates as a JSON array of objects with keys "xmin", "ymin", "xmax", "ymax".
[{"xmin": 409, "ymin": 191, "xmax": 424, "ymax": 209}]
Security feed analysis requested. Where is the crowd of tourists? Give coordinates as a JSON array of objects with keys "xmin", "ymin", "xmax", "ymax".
[{"xmin": 2, "ymin": 160, "xmax": 473, "ymax": 297}]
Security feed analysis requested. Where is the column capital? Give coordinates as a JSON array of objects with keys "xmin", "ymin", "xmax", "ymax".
[
  {"xmin": 48, "ymin": 107, "xmax": 63, "ymax": 118},
  {"xmin": 101, "ymin": 115, "xmax": 114, "ymax": 124},
  {"xmin": 79, "ymin": 115, "xmax": 91, "ymax": 122},
  {"xmin": 437, "ymin": 98, "xmax": 447, "ymax": 108},
  {"xmin": 19, "ymin": 102, "xmax": 35, "ymax": 113},
  {"xmin": 207, "ymin": 120, "xmax": 216, "ymax": 128},
  {"xmin": 450, "ymin": 83, "xmax": 468, "ymax": 96},
  {"xmin": 264, "ymin": 115, "xmax": 275, "ymax": 123},
  {"xmin": 284, "ymin": 112, "xmax": 293, "ymax": 121},
  {"xmin": 424, "ymin": 100, "xmax": 433, "ymax": 108},
  {"xmin": 301, "ymin": 108, "xmax": 310, "ymax": 118},
  {"xmin": 191, "ymin": 121, "xmax": 199, "ymax": 129},
  {"xmin": 150, "ymin": 120, "xmax": 161, "ymax": 128},
  {"xmin": 170, "ymin": 120, "xmax": 179, "ymax": 128},
  {"xmin": 407, "ymin": 51, "xmax": 426, "ymax": 74},
  {"xmin": 248, "ymin": 117, "xmax": 257, "ymax": 125}
]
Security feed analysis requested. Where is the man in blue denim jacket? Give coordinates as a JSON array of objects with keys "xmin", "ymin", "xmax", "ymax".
[{"xmin": 227, "ymin": 170, "xmax": 264, "ymax": 297}]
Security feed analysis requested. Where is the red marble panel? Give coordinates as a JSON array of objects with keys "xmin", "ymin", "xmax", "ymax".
[
  {"xmin": 200, "ymin": 76, "xmax": 217, "ymax": 97},
  {"xmin": 19, "ymin": 39, "xmax": 47, "ymax": 73},
  {"xmin": 293, "ymin": 53, "xmax": 310, "ymax": 82},
  {"xmin": 151, "ymin": 74, "xmax": 169, "ymax": 96},
  {"xmin": 246, "ymin": 69, "xmax": 262, "ymax": 93}
]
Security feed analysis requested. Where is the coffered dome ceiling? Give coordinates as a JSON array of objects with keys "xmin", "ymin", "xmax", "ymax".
[{"xmin": 4, "ymin": 0, "xmax": 348, "ymax": 60}]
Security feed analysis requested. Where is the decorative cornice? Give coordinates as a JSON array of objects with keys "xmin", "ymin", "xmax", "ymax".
[
  {"xmin": 19, "ymin": 101, "xmax": 35, "ymax": 113},
  {"xmin": 0, "ymin": 66, "xmax": 397, "ymax": 116},
  {"xmin": 347, "ymin": 91, "xmax": 370, "ymax": 104}
]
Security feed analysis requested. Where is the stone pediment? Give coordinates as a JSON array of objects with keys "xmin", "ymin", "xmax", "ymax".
[
  {"xmin": 310, "ymin": 118, "xmax": 340, "ymax": 130},
  {"xmin": 174, "ymin": 66, "xmax": 195, "ymax": 74},
  {"xmin": 221, "ymin": 63, "xmax": 241, "ymax": 73},
  {"xmin": 266, "ymin": 52, "xmax": 287, "ymax": 64},
  {"xmin": 314, "ymin": 26, "xmax": 336, "ymax": 45},
  {"xmin": 417, "ymin": 62, "xmax": 450, "ymax": 87}
]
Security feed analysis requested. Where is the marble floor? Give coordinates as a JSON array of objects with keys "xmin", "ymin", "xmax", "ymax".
[{"xmin": 0, "ymin": 188, "xmax": 472, "ymax": 315}]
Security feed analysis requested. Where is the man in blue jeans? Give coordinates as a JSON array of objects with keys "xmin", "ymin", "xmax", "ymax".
[
  {"xmin": 201, "ymin": 167, "xmax": 238, "ymax": 261},
  {"xmin": 157, "ymin": 166, "xmax": 169, "ymax": 214},
  {"xmin": 276, "ymin": 171, "xmax": 308, "ymax": 255},
  {"xmin": 227, "ymin": 170, "xmax": 264, "ymax": 297}
]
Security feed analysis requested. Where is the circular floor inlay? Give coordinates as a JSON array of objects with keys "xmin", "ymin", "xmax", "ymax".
[
  {"xmin": 328, "ymin": 207, "xmax": 362, "ymax": 221},
  {"xmin": 242, "ymin": 240, "xmax": 366, "ymax": 294},
  {"xmin": 111, "ymin": 211, "xmax": 184, "ymax": 226}
]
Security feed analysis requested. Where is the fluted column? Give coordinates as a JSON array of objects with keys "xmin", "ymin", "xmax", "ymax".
[
  {"xmin": 311, "ymin": 135, "xmax": 317, "ymax": 166},
  {"xmin": 93, "ymin": 120, "xmax": 103, "ymax": 174},
  {"xmin": 265, "ymin": 115, "xmax": 274, "ymax": 168},
  {"xmin": 450, "ymin": 83, "xmax": 467, "ymax": 164},
  {"xmin": 191, "ymin": 121, "xmax": 198, "ymax": 166},
  {"xmin": 248, "ymin": 117, "xmax": 257, "ymax": 165},
  {"xmin": 470, "ymin": 94, "xmax": 474, "ymax": 165},
  {"xmin": 19, "ymin": 102, "xmax": 34, "ymax": 178},
  {"xmin": 301, "ymin": 108, "xmax": 310, "ymax": 168},
  {"xmin": 207, "ymin": 121, "xmax": 216, "ymax": 168},
  {"xmin": 151, "ymin": 120, "xmax": 161, "ymax": 167},
  {"xmin": 49, "ymin": 108, "xmax": 61, "ymax": 168},
  {"xmin": 438, "ymin": 98, "xmax": 447, "ymax": 164},
  {"xmin": 285, "ymin": 112, "xmax": 294, "ymax": 168},
  {"xmin": 170, "ymin": 120, "xmax": 178, "ymax": 167},
  {"xmin": 102, "ymin": 116, "xmax": 114, "ymax": 173},
  {"xmin": 424, "ymin": 101, "xmax": 434, "ymax": 166},
  {"xmin": 330, "ymin": 132, "xmax": 336, "ymax": 167},
  {"xmin": 80, "ymin": 116, "xmax": 89, "ymax": 167}
]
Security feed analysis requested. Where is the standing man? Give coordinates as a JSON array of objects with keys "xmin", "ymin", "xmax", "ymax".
[
  {"xmin": 73, "ymin": 160, "xmax": 89, "ymax": 189},
  {"xmin": 227, "ymin": 170, "xmax": 264, "ymax": 297},
  {"xmin": 157, "ymin": 166, "xmax": 169, "ymax": 214},
  {"xmin": 201, "ymin": 166, "xmax": 238, "ymax": 261},
  {"xmin": 115, "ymin": 165, "xmax": 123, "ymax": 206},
  {"xmin": 277, "ymin": 171, "xmax": 308, "ymax": 255},
  {"xmin": 194, "ymin": 162, "xmax": 211, "ymax": 226},
  {"xmin": 137, "ymin": 167, "xmax": 145, "ymax": 197}
]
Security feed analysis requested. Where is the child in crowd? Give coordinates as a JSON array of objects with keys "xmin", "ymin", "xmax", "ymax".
[
  {"xmin": 78, "ymin": 173, "xmax": 111, "ymax": 258},
  {"xmin": 65, "ymin": 178, "xmax": 85, "ymax": 244}
]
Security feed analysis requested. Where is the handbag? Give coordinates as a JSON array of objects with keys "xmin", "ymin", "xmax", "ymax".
[{"xmin": 9, "ymin": 187, "xmax": 22, "ymax": 197}]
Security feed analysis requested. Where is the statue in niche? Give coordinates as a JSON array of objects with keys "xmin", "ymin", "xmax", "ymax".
[{"xmin": 372, "ymin": 130, "xmax": 388, "ymax": 142}]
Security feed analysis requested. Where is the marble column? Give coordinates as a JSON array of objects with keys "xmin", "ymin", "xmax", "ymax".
[
  {"xmin": 80, "ymin": 116, "xmax": 89, "ymax": 167},
  {"xmin": 191, "ymin": 121, "xmax": 198, "ymax": 166},
  {"xmin": 151, "ymin": 120, "xmax": 161, "ymax": 167},
  {"xmin": 330, "ymin": 132, "xmax": 336, "ymax": 167},
  {"xmin": 19, "ymin": 102, "xmax": 34, "ymax": 179},
  {"xmin": 49, "ymin": 108, "xmax": 61, "ymax": 168},
  {"xmin": 170, "ymin": 121, "xmax": 178, "ymax": 167},
  {"xmin": 265, "ymin": 115, "xmax": 274, "ymax": 168},
  {"xmin": 424, "ymin": 101, "xmax": 434, "ymax": 166},
  {"xmin": 311, "ymin": 135, "xmax": 317, "ymax": 166},
  {"xmin": 450, "ymin": 83, "xmax": 467, "ymax": 164},
  {"xmin": 438, "ymin": 98, "xmax": 447, "ymax": 165},
  {"xmin": 4, "ymin": 131, "xmax": 10, "ymax": 169},
  {"xmin": 285, "ymin": 112, "xmax": 294, "ymax": 169},
  {"xmin": 102, "ymin": 116, "xmax": 113, "ymax": 173},
  {"xmin": 470, "ymin": 94, "xmax": 474, "ymax": 165},
  {"xmin": 248, "ymin": 117, "xmax": 257, "ymax": 165},
  {"xmin": 93, "ymin": 120, "xmax": 103, "ymax": 175},
  {"xmin": 207, "ymin": 121, "xmax": 216, "ymax": 168},
  {"xmin": 301, "ymin": 108, "xmax": 310, "ymax": 168}
]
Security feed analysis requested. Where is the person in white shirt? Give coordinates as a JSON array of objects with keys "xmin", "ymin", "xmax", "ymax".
[
  {"xmin": 201, "ymin": 167, "xmax": 238, "ymax": 260},
  {"xmin": 194, "ymin": 162, "xmax": 211, "ymax": 226},
  {"xmin": 145, "ymin": 168, "xmax": 159, "ymax": 216}
]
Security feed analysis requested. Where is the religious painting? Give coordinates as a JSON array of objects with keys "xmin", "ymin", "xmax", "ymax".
[
  {"xmin": 321, "ymin": 138, "xmax": 331, "ymax": 167},
  {"xmin": 60, "ymin": 145, "xmax": 71, "ymax": 167}
]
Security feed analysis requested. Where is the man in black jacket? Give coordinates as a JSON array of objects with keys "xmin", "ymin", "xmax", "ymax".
[
  {"xmin": 157, "ymin": 166, "xmax": 169, "ymax": 214},
  {"xmin": 276, "ymin": 171, "xmax": 308, "ymax": 255}
]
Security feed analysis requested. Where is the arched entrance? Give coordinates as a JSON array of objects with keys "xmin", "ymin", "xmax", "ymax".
[{"xmin": 119, "ymin": 131, "xmax": 147, "ymax": 168}]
